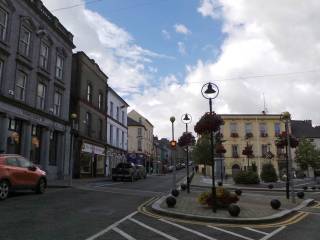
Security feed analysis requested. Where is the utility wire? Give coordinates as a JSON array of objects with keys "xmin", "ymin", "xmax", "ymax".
[{"xmin": 51, "ymin": 0, "xmax": 104, "ymax": 12}]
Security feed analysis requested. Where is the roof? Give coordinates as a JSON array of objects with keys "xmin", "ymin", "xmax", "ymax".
[
  {"xmin": 291, "ymin": 120, "xmax": 320, "ymax": 138},
  {"xmin": 108, "ymin": 87, "xmax": 130, "ymax": 107},
  {"xmin": 128, "ymin": 110, "xmax": 154, "ymax": 127},
  {"xmin": 127, "ymin": 117, "xmax": 146, "ymax": 128}
]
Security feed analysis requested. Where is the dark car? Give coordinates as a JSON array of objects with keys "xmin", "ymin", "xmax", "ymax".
[
  {"xmin": 112, "ymin": 162, "xmax": 138, "ymax": 182},
  {"xmin": 0, "ymin": 154, "xmax": 47, "ymax": 200}
]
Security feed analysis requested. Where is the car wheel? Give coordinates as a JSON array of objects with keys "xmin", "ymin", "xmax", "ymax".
[
  {"xmin": 35, "ymin": 178, "xmax": 46, "ymax": 194},
  {"xmin": 0, "ymin": 180, "xmax": 10, "ymax": 200}
]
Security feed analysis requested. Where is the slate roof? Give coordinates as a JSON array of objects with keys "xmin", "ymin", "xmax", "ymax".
[
  {"xmin": 291, "ymin": 120, "xmax": 320, "ymax": 138},
  {"xmin": 127, "ymin": 117, "xmax": 145, "ymax": 128}
]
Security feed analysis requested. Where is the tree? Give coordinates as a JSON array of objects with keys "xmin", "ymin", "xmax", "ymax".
[
  {"xmin": 295, "ymin": 138, "xmax": 320, "ymax": 173},
  {"xmin": 192, "ymin": 134, "xmax": 211, "ymax": 166},
  {"xmin": 260, "ymin": 163, "xmax": 278, "ymax": 182}
]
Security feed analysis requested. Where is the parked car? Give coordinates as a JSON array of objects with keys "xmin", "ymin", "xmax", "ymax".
[
  {"xmin": 112, "ymin": 162, "xmax": 138, "ymax": 182},
  {"xmin": 136, "ymin": 165, "xmax": 147, "ymax": 179},
  {"xmin": 0, "ymin": 154, "xmax": 47, "ymax": 200}
]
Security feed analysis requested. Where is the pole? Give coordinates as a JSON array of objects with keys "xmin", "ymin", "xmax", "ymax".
[
  {"xmin": 209, "ymin": 98, "xmax": 217, "ymax": 212},
  {"xmin": 286, "ymin": 119, "xmax": 296, "ymax": 203},
  {"xmin": 186, "ymin": 123, "xmax": 190, "ymax": 193},
  {"xmin": 172, "ymin": 121, "xmax": 176, "ymax": 190},
  {"xmin": 219, "ymin": 129, "xmax": 223, "ymax": 184},
  {"xmin": 69, "ymin": 120, "xmax": 74, "ymax": 187}
]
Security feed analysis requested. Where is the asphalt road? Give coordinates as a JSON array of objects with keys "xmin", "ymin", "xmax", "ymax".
[{"xmin": 1, "ymin": 170, "xmax": 320, "ymax": 240}]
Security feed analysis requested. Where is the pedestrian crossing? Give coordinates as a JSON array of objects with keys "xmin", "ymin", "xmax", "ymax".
[{"xmin": 85, "ymin": 212, "xmax": 285, "ymax": 240}]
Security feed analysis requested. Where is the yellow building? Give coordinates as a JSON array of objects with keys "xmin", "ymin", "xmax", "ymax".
[{"xmin": 220, "ymin": 114, "xmax": 285, "ymax": 178}]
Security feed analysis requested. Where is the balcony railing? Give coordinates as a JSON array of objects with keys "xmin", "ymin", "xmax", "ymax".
[
  {"xmin": 260, "ymin": 132, "xmax": 268, "ymax": 137},
  {"xmin": 230, "ymin": 132, "xmax": 239, "ymax": 138}
]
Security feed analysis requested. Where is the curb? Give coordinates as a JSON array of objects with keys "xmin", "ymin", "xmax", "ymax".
[{"xmin": 151, "ymin": 195, "xmax": 314, "ymax": 224}]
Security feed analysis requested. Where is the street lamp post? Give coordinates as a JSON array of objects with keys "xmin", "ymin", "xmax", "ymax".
[
  {"xmin": 170, "ymin": 116, "xmax": 177, "ymax": 190},
  {"xmin": 201, "ymin": 82, "xmax": 219, "ymax": 212},
  {"xmin": 182, "ymin": 113, "xmax": 192, "ymax": 193},
  {"xmin": 69, "ymin": 113, "xmax": 78, "ymax": 187}
]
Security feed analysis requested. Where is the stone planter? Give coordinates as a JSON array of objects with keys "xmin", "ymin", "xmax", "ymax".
[
  {"xmin": 171, "ymin": 189, "xmax": 179, "ymax": 197},
  {"xmin": 270, "ymin": 199, "xmax": 281, "ymax": 209},
  {"xmin": 166, "ymin": 196, "xmax": 177, "ymax": 208},
  {"xmin": 228, "ymin": 204, "xmax": 240, "ymax": 217}
]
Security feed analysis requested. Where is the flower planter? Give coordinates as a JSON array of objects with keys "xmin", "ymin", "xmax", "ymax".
[
  {"xmin": 194, "ymin": 112, "xmax": 224, "ymax": 135},
  {"xmin": 270, "ymin": 199, "xmax": 281, "ymax": 209}
]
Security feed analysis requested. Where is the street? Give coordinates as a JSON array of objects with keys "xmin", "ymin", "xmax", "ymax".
[{"xmin": 1, "ymin": 171, "xmax": 320, "ymax": 240}]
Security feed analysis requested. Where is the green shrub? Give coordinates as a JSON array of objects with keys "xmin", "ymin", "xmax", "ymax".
[
  {"xmin": 234, "ymin": 171, "xmax": 260, "ymax": 184},
  {"xmin": 260, "ymin": 163, "xmax": 278, "ymax": 182}
]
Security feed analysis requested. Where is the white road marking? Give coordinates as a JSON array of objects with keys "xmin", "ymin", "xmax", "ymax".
[
  {"xmin": 113, "ymin": 227, "xmax": 137, "ymax": 240},
  {"xmin": 129, "ymin": 218, "xmax": 179, "ymax": 240},
  {"xmin": 160, "ymin": 218, "xmax": 217, "ymax": 240},
  {"xmin": 85, "ymin": 211, "xmax": 138, "ymax": 240},
  {"xmin": 260, "ymin": 226, "xmax": 286, "ymax": 240},
  {"xmin": 208, "ymin": 226, "xmax": 254, "ymax": 240},
  {"xmin": 243, "ymin": 227, "xmax": 268, "ymax": 235}
]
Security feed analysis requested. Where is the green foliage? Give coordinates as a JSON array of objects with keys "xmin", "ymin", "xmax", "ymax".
[
  {"xmin": 197, "ymin": 187, "xmax": 239, "ymax": 208},
  {"xmin": 234, "ymin": 171, "xmax": 260, "ymax": 184},
  {"xmin": 295, "ymin": 138, "xmax": 320, "ymax": 170},
  {"xmin": 192, "ymin": 134, "xmax": 211, "ymax": 165},
  {"xmin": 251, "ymin": 162, "xmax": 258, "ymax": 172},
  {"xmin": 260, "ymin": 163, "xmax": 278, "ymax": 182}
]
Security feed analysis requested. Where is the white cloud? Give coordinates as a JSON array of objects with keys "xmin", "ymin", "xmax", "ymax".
[
  {"xmin": 198, "ymin": 0, "xmax": 221, "ymax": 19},
  {"xmin": 162, "ymin": 29, "xmax": 171, "ymax": 39},
  {"xmin": 178, "ymin": 42, "xmax": 187, "ymax": 55},
  {"xmin": 43, "ymin": 0, "xmax": 166, "ymax": 94},
  {"xmin": 174, "ymin": 24, "xmax": 191, "ymax": 35}
]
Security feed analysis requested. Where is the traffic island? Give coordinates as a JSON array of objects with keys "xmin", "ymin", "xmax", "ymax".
[{"xmin": 151, "ymin": 191, "xmax": 314, "ymax": 224}]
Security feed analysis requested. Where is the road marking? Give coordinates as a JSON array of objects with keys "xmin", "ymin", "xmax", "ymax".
[
  {"xmin": 243, "ymin": 227, "xmax": 268, "ymax": 235},
  {"xmin": 160, "ymin": 218, "xmax": 217, "ymax": 240},
  {"xmin": 208, "ymin": 226, "xmax": 254, "ymax": 240},
  {"xmin": 129, "ymin": 218, "xmax": 179, "ymax": 240},
  {"xmin": 113, "ymin": 227, "xmax": 137, "ymax": 240},
  {"xmin": 85, "ymin": 211, "xmax": 138, "ymax": 240},
  {"xmin": 259, "ymin": 226, "xmax": 286, "ymax": 240}
]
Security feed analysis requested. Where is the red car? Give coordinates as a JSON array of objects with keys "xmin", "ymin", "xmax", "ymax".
[{"xmin": 0, "ymin": 154, "xmax": 47, "ymax": 200}]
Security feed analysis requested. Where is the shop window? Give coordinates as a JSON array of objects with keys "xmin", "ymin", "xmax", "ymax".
[
  {"xmin": 80, "ymin": 153, "xmax": 92, "ymax": 174},
  {"xmin": 30, "ymin": 125, "xmax": 41, "ymax": 164}
]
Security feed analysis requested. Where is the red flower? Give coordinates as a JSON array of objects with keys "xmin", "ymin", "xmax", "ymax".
[
  {"xmin": 216, "ymin": 144, "xmax": 226, "ymax": 154},
  {"xmin": 194, "ymin": 112, "xmax": 224, "ymax": 135}
]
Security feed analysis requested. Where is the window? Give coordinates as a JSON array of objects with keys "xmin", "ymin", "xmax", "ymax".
[
  {"xmin": 53, "ymin": 92, "xmax": 62, "ymax": 116},
  {"xmin": 110, "ymin": 101, "xmax": 114, "ymax": 117},
  {"xmin": 39, "ymin": 42, "xmax": 49, "ymax": 70},
  {"xmin": 121, "ymin": 131, "xmax": 124, "ymax": 148},
  {"xmin": 261, "ymin": 144, "xmax": 268, "ymax": 157},
  {"xmin": 36, "ymin": 83, "xmax": 46, "ymax": 110},
  {"xmin": 245, "ymin": 123, "xmax": 252, "ymax": 134},
  {"xmin": 17, "ymin": 157, "xmax": 32, "ymax": 168},
  {"xmin": 122, "ymin": 111, "xmax": 125, "ymax": 124},
  {"xmin": 98, "ymin": 93, "xmax": 103, "ymax": 110},
  {"xmin": 232, "ymin": 145, "xmax": 238, "ymax": 158},
  {"xmin": 0, "ymin": 8, "xmax": 8, "ymax": 41},
  {"xmin": 138, "ymin": 139, "xmax": 142, "ymax": 151},
  {"xmin": 98, "ymin": 119, "xmax": 103, "ymax": 140},
  {"xmin": 230, "ymin": 123, "xmax": 237, "ymax": 133},
  {"xmin": 5, "ymin": 157, "xmax": 18, "ymax": 167},
  {"xmin": 19, "ymin": 26, "xmax": 31, "ymax": 56},
  {"xmin": 274, "ymin": 123, "xmax": 281, "ymax": 136},
  {"xmin": 116, "ymin": 107, "xmax": 119, "ymax": 121},
  {"xmin": 109, "ymin": 125, "xmax": 113, "ymax": 144},
  {"xmin": 138, "ymin": 128, "xmax": 142, "ymax": 137},
  {"xmin": 55, "ymin": 55, "xmax": 64, "ymax": 79},
  {"xmin": 139, "ymin": 117, "xmax": 142, "ymax": 123},
  {"xmin": 87, "ymin": 84, "xmax": 92, "ymax": 103},
  {"xmin": 15, "ymin": 71, "xmax": 27, "ymax": 101},
  {"xmin": 260, "ymin": 123, "xmax": 268, "ymax": 137},
  {"xmin": 116, "ymin": 128, "xmax": 119, "ymax": 147}
]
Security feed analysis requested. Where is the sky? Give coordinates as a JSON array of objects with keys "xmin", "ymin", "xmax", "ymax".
[{"xmin": 43, "ymin": 0, "xmax": 320, "ymax": 139}]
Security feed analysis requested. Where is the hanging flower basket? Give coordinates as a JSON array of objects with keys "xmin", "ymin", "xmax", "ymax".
[
  {"xmin": 194, "ymin": 112, "xmax": 224, "ymax": 135},
  {"xmin": 231, "ymin": 133, "xmax": 239, "ymax": 138},
  {"xmin": 245, "ymin": 133, "xmax": 253, "ymax": 139},
  {"xmin": 242, "ymin": 144, "xmax": 254, "ymax": 157},
  {"xmin": 275, "ymin": 132, "xmax": 299, "ymax": 148},
  {"xmin": 216, "ymin": 144, "xmax": 226, "ymax": 154},
  {"xmin": 178, "ymin": 132, "xmax": 195, "ymax": 147}
]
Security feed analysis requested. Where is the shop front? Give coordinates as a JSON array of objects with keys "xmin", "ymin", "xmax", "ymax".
[
  {"xmin": 80, "ymin": 142, "xmax": 106, "ymax": 178},
  {"xmin": 106, "ymin": 147, "xmax": 127, "ymax": 177}
]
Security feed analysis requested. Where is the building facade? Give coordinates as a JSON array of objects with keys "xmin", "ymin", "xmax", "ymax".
[
  {"xmin": 70, "ymin": 52, "xmax": 108, "ymax": 178},
  {"xmin": 106, "ymin": 87, "xmax": 129, "ymax": 176},
  {"xmin": 0, "ymin": 0, "xmax": 75, "ymax": 180},
  {"xmin": 220, "ymin": 114, "xmax": 285, "ymax": 177},
  {"xmin": 127, "ymin": 110, "xmax": 154, "ymax": 171}
]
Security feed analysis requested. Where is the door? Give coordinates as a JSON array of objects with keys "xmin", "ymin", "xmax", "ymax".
[
  {"xmin": 17, "ymin": 157, "xmax": 39, "ymax": 187},
  {"xmin": 4, "ymin": 157, "xmax": 25, "ymax": 187},
  {"xmin": 232, "ymin": 164, "xmax": 241, "ymax": 178}
]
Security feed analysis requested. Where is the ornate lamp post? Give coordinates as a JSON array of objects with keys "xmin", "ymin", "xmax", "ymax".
[
  {"xmin": 181, "ymin": 113, "xmax": 192, "ymax": 193},
  {"xmin": 201, "ymin": 82, "xmax": 219, "ymax": 212},
  {"xmin": 170, "ymin": 116, "xmax": 177, "ymax": 190}
]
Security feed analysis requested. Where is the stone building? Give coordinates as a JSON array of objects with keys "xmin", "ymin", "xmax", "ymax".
[
  {"xmin": 0, "ymin": 0, "xmax": 75, "ymax": 180},
  {"xmin": 106, "ymin": 86, "xmax": 129, "ymax": 176},
  {"xmin": 70, "ymin": 52, "xmax": 108, "ymax": 178}
]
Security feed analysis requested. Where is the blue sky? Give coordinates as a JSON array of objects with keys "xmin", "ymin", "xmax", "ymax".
[
  {"xmin": 87, "ymin": 0, "xmax": 224, "ymax": 87},
  {"xmin": 45, "ymin": 0, "xmax": 320, "ymax": 138}
]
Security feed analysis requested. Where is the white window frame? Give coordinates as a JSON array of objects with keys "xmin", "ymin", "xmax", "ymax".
[
  {"xmin": 15, "ymin": 71, "xmax": 27, "ymax": 101},
  {"xmin": 98, "ymin": 92, "xmax": 102, "ymax": 110},
  {"xmin": 19, "ymin": 26, "xmax": 31, "ymax": 56},
  {"xmin": 55, "ymin": 54, "xmax": 64, "ymax": 80},
  {"xmin": 39, "ymin": 42, "xmax": 49, "ymax": 70},
  {"xmin": 53, "ymin": 92, "xmax": 62, "ymax": 116},
  {"xmin": 36, "ymin": 82, "xmax": 46, "ymax": 110}
]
